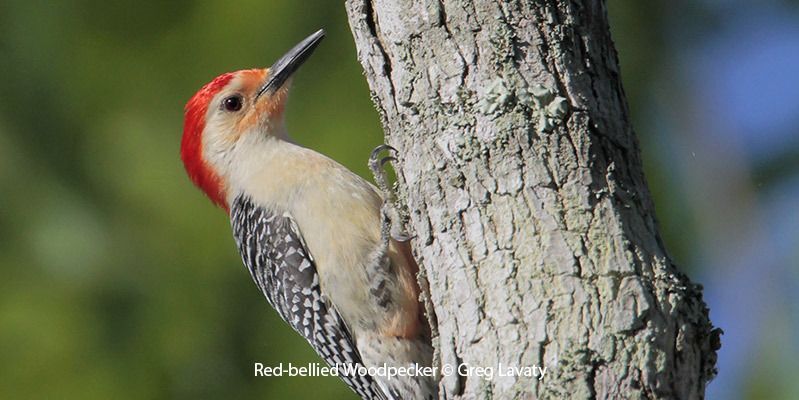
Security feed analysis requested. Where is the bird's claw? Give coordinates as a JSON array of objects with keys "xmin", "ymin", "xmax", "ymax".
[
  {"xmin": 370, "ymin": 144, "xmax": 398, "ymax": 163},
  {"xmin": 380, "ymin": 203, "xmax": 412, "ymax": 245},
  {"xmin": 380, "ymin": 156, "xmax": 396, "ymax": 167},
  {"xmin": 369, "ymin": 144, "xmax": 411, "ymax": 246},
  {"xmin": 369, "ymin": 144, "xmax": 398, "ymax": 196},
  {"xmin": 391, "ymin": 232, "xmax": 414, "ymax": 242}
]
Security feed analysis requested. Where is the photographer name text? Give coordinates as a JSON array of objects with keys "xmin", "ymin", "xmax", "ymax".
[{"xmin": 254, "ymin": 362, "xmax": 546, "ymax": 381}]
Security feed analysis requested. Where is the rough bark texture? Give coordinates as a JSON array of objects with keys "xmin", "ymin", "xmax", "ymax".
[{"xmin": 345, "ymin": 1, "xmax": 719, "ymax": 399}]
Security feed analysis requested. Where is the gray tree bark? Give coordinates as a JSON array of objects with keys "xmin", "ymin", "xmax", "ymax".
[{"xmin": 345, "ymin": 1, "xmax": 720, "ymax": 399}]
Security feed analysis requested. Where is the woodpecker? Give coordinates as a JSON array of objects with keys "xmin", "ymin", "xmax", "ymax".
[{"xmin": 180, "ymin": 29, "xmax": 435, "ymax": 400}]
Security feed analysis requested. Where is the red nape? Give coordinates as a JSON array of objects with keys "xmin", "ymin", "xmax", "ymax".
[{"xmin": 181, "ymin": 72, "xmax": 235, "ymax": 212}]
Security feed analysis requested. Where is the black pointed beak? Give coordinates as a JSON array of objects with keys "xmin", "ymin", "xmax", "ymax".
[{"xmin": 255, "ymin": 29, "xmax": 325, "ymax": 99}]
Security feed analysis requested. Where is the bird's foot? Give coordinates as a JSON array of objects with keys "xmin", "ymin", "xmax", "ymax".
[
  {"xmin": 369, "ymin": 144, "xmax": 412, "ymax": 245},
  {"xmin": 369, "ymin": 144, "xmax": 397, "ymax": 196}
]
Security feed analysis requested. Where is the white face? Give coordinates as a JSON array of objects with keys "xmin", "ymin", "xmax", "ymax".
[{"xmin": 201, "ymin": 69, "xmax": 290, "ymax": 184}]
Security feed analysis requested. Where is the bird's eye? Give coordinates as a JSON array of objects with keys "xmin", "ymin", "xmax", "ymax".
[{"xmin": 222, "ymin": 95, "xmax": 243, "ymax": 112}]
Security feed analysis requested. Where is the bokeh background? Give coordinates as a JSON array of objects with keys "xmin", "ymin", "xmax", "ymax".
[{"xmin": 0, "ymin": 1, "xmax": 796, "ymax": 399}]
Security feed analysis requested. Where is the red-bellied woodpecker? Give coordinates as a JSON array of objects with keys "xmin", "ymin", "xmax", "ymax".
[{"xmin": 180, "ymin": 29, "xmax": 435, "ymax": 400}]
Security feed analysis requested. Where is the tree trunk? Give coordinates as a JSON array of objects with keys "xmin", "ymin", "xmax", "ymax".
[{"xmin": 345, "ymin": 1, "xmax": 719, "ymax": 399}]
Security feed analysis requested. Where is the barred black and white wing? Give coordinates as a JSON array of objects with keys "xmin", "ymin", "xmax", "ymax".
[{"xmin": 230, "ymin": 195, "xmax": 388, "ymax": 400}]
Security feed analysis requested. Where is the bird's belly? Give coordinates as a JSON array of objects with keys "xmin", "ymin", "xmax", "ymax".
[{"xmin": 288, "ymin": 185, "xmax": 389, "ymax": 330}]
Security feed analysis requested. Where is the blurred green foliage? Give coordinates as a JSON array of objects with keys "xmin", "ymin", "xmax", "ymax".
[{"xmin": 0, "ymin": 1, "xmax": 379, "ymax": 399}]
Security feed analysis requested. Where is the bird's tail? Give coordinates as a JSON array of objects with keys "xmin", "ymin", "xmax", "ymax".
[{"xmin": 357, "ymin": 332, "xmax": 438, "ymax": 400}]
